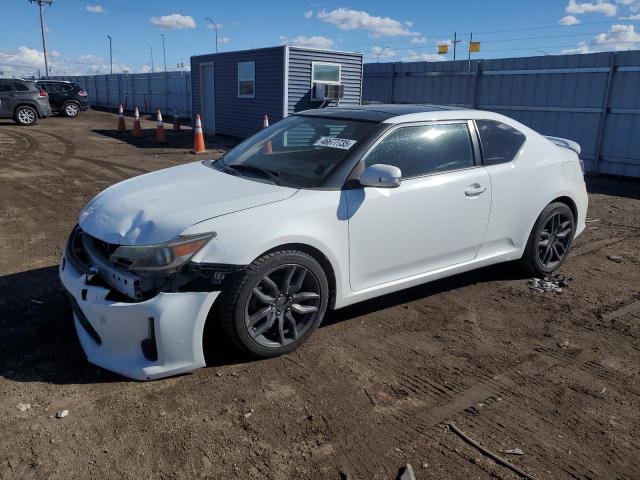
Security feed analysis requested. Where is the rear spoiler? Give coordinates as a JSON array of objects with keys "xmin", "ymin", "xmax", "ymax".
[{"xmin": 545, "ymin": 136, "xmax": 581, "ymax": 155}]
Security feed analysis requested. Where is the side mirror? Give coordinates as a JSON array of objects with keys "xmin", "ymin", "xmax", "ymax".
[{"xmin": 359, "ymin": 164, "xmax": 402, "ymax": 188}]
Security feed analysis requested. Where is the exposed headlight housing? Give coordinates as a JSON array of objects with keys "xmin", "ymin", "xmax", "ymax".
[{"xmin": 110, "ymin": 233, "xmax": 215, "ymax": 275}]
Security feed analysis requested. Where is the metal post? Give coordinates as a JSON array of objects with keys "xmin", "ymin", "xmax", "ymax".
[
  {"xmin": 29, "ymin": 0, "xmax": 53, "ymax": 78},
  {"xmin": 150, "ymin": 47, "xmax": 154, "ymax": 72},
  {"xmin": 390, "ymin": 62, "xmax": 396, "ymax": 103},
  {"xmin": 453, "ymin": 32, "xmax": 457, "ymax": 62},
  {"xmin": 107, "ymin": 35, "xmax": 112, "ymax": 74},
  {"xmin": 468, "ymin": 32, "xmax": 473, "ymax": 72},
  {"xmin": 161, "ymin": 33, "xmax": 167, "ymax": 72},
  {"xmin": 205, "ymin": 18, "xmax": 218, "ymax": 53},
  {"xmin": 472, "ymin": 61, "xmax": 482, "ymax": 109},
  {"xmin": 594, "ymin": 52, "xmax": 616, "ymax": 174}
]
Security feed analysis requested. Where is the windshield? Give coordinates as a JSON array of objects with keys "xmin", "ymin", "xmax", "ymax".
[{"xmin": 217, "ymin": 115, "xmax": 378, "ymax": 188}]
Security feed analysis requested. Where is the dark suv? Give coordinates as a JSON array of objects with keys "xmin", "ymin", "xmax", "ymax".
[
  {"xmin": 0, "ymin": 79, "xmax": 52, "ymax": 126},
  {"xmin": 35, "ymin": 80, "xmax": 89, "ymax": 117}
]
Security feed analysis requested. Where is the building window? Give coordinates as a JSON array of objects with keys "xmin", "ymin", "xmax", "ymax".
[
  {"xmin": 312, "ymin": 63, "xmax": 341, "ymax": 84},
  {"xmin": 238, "ymin": 61, "xmax": 255, "ymax": 98}
]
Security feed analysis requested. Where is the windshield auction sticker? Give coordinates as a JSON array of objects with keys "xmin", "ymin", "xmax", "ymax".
[{"xmin": 313, "ymin": 137, "xmax": 357, "ymax": 150}]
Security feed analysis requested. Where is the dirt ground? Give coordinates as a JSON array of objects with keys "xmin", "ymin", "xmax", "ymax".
[{"xmin": 0, "ymin": 110, "xmax": 639, "ymax": 480}]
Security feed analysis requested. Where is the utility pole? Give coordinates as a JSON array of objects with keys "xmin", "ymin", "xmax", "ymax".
[
  {"xmin": 106, "ymin": 35, "xmax": 112, "ymax": 74},
  {"xmin": 29, "ymin": 0, "xmax": 53, "ymax": 78},
  {"xmin": 452, "ymin": 32, "xmax": 462, "ymax": 61},
  {"xmin": 150, "ymin": 46, "xmax": 154, "ymax": 72},
  {"xmin": 161, "ymin": 33, "xmax": 167, "ymax": 72}
]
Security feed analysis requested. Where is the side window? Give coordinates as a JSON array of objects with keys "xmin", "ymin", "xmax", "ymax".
[
  {"xmin": 14, "ymin": 83, "xmax": 30, "ymax": 92},
  {"xmin": 47, "ymin": 83, "xmax": 62, "ymax": 93},
  {"xmin": 364, "ymin": 123, "xmax": 475, "ymax": 178},
  {"xmin": 237, "ymin": 61, "xmax": 255, "ymax": 98},
  {"xmin": 0, "ymin": 84, "xmax": 13, "ymax": 92},
  {"xmin": 476, "ymin": 120, "xmax": 525, "ymax": 165}
]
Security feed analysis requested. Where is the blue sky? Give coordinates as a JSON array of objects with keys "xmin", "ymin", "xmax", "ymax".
[{"xmin": 1, "ymin": 0, "xmax": 639, "ymax": 76}]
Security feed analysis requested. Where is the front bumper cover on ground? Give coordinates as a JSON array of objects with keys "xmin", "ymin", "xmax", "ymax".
[{"xmin": 59, "ymin": 253, "xmax": 220, "ymax": 381}]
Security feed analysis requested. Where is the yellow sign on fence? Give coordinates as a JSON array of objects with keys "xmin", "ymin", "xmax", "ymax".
[
  {"xmin": 469, "ymin": 41, "xmax": 481, "ymax": 53},
  {"xmin": 437, "ymin": 44, "xmax": 449, "ymax": 55}
]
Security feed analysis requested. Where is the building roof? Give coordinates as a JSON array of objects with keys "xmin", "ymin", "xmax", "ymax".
[{"xmin": 296, "ymin": 104, "xmax": 467, "ymax": 122}]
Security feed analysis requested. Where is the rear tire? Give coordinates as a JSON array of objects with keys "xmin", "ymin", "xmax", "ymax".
[
  {"xmin": 217, "ymin": 249, "xmax": 329, "ymax": 358},
  {"xmin": 14, "ymin": 106, "xmax": 38, "ymax": 126},
  {"xmin": 520, "ymin": 202, "xmax": 575, "ymax": 276},
  {"xmin": 63, "ymin": 102, "xmax": 80, "ymax": 117}
]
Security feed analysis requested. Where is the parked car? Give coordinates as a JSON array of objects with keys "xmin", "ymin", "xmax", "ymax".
[
  {"xmin": 60, "ymin": 104, "xmax": 588, "ymax": 380},
  {"xmin": 35, "ymin": 80, "xmax": 89, "ymax": 117},
  {"xmin": 0, "ymin": 79, "xmax": 51, "ymax": 125}
]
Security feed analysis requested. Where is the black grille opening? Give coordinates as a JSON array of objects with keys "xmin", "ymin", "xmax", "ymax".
[
  {"xmin": 140, "ymin": 317, "xmax": 158, "ymax": 361},
  {"xmin": 67, "ymin": 293, "xmax": 102, "ymax": 345}
]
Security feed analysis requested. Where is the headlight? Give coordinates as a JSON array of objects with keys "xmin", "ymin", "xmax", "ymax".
[{"xmin": 110, "ymin": 233, "xmax": 215, "ymax": 275}]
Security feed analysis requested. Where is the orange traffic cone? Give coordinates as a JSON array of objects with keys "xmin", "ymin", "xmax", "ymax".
[
  {"xmin": 155, "ymin": 109, "xmax": 167, "ymax": 144},
  {"xmin": 117, "ymin": 104, "xmax": 127, "ymax": 132},
  {"xmin": 172, "ymin": 106, "xmax": 182, "ymax": 132},
  {"xmin": 263, "ymin": 114, "xmax": 272, "ymax": 154},
  {"xmin": 191, "ymin": 114, "xmax": 206, "ymax": 154},
  {"xmin": 131, "ymin": 107, "xmax": 143, "ymax": 138}
]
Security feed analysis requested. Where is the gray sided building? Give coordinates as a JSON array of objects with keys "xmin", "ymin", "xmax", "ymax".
[{"xmin": 190, "ymin": 46, "xmax": 363, "ymax": 138}]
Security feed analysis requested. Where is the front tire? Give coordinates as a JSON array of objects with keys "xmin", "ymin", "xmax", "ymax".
[
  {"xmin": 217, "ymin": 250, "xmax": 329, "ymax": 357},
  {"xmin": 14, "ymin": 106, "xmax": 38, "ymax": 126},
  {"xmin": 521, "ymin": 202, "xmax": 575, "ymax": 276}
]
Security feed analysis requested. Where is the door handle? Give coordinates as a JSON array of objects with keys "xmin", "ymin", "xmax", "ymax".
[{"xmin": 465, "ymin": 184, "xmax": 487, "ymax": 197}]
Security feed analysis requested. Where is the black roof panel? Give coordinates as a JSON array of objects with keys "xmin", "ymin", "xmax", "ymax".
[{"xmin": 296, "ymin": 104, "xmax": 465, "ymax": 122}]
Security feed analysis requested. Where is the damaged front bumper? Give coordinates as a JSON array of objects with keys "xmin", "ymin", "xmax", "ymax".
[{"xmin": 59, "ymin": 231, "xmax": 221, "ymax": 381}]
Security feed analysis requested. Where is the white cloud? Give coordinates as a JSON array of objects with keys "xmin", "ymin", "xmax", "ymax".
[
  {"xmin": 404, "ymin": 20, "xmax": 414, "ymax": 27},
  {"xmin": 304, "ymin": 10, "xmax": 313, "ymax": 19},
  {"xmin": 593, "ymin": 23, "xmax": 640, "ymax": 48},
  {"xmin": 317, "ymin": 8, "xmax": 419, "ymax": 37},
  {"xmin": 559, "ymin": 15, "xmax": 581, "ymax": 24},
  {"xmin": 149, "ymin": 13, "xmax": 196, "ymax": 29},
  {"xmin": 278, "ymin": 35, "xmax": 334, "ymax": 49},
  {"xmin": 566, "ymin": 0, "xmax": 617, "ymax": 16},
  {"xmin": 401, "ymin": 51, "xmax": 446, "ymax": 62},
  {"xmin": 371, "ymin": 46, "xmax": 396, "ymax": 59},
  {"xmin": 206, "ymin": 22, "xmax": 223, "ymax": 30},
  {"xmin": 563, "ymin": 23, "xmax": 640, "ymax": 53},
  {"xmin": 562, "ymin": 41, "xmax": 593, "ymax": 54},
  {"xmin": 410, "ymin": 36, "xmax": 428, "ymax": 45},
  {"xmin": 620, "ymin": 13, "xmax": 640, "ymax": 18},
  {"xmin": 85, "ymin": 4, "xmax": 105, "ymax": 13},
  {"xmin": 219, "ymin": 36, "xmax": 230, "ymax": 44},
  {"xmin": 0, "ymin": 46, "xmax": 145, "ymax": 76}
]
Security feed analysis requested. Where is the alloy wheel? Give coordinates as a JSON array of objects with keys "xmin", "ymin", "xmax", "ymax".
[
  {"xmin": 245, "ymin": 264, "xmax": 321, "ymax": 348},
  {"xmin": 537, "ymin": 212, "xmax": 573, "ymax": 269},
  {"xmin": 65, "ymin": 103, "xmax": 79, "ymax": 116},
  {"xmin": 18, "ymin": 108, "xmax": 35, "ymax": 124}
]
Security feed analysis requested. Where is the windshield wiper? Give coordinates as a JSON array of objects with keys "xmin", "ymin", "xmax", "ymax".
[{"xmin": 224, "ymin": 163, "xmax": 281, "ymax": 185}]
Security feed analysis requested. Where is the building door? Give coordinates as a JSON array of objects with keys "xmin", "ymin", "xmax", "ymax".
[{"xmin": 200, "ymin": 63, "xmax": 215, "ymax": 135}]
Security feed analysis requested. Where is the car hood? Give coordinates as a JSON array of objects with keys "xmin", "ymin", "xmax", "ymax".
[{"xmin": 78, "ymin": 161, "xmax": 298, "ymax": 245}]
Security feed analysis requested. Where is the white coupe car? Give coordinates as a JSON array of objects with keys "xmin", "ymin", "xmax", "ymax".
[{"xmin": 60, "ymin": 104, "xmax": 588, "ymax": 380}]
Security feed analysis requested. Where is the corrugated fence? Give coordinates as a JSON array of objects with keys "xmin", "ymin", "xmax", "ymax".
[
  {"xmin": 363, "ymin": 50, "xmax": 640, "ymax": 177},
  {"xmin": 50, "ymin": 71, "xmax": 192, "ymax": 119}
]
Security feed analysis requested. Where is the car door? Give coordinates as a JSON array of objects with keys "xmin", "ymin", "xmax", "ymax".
[
  {"xmin": 345, "ymin": 120, "xmax": 492, "ymax": 291},
  {"xmin": 0, "ymin": 83, "xmax": 16, "ymax": 117},
  {"xmin": 40, "ymin": 83, "xmax": 61, "ymax": 109}
]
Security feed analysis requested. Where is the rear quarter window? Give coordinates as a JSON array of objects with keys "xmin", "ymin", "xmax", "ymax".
[
  {"xmin": 476, "ymin": 120, "xmax": 526, "ymax": 166},
  {"xmin": 14, "ymin": 83, "xmax": 30, "ymax": 92}
]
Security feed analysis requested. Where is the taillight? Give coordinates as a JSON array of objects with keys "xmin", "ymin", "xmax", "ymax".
[
  {"xmin": 38, "ymin": 89, "xmax": 48, "ymax": 97},
  {"xmin": 78, "ymin": 90, "xmax": 87, "ymax": 97}
]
